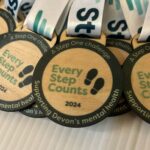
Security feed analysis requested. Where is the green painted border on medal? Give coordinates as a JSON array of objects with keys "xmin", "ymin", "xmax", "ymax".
[
  {"xmin": 0, "ymin": 8, "xmax": 16, "ymax": 32},
  {"xmin": 123, "ymin": 43, "xmax": 150, "ymax": 123},
  {"xmin": 0, "ymin": 31, "xmax": 51, "ymax": 111},
  {"xmin": 106, "ymin": 38, "xmax": 132, "ymax": 116},
  {"xmin": 33, "ymin": 39, "xmax": 123, "ymax": 128}
]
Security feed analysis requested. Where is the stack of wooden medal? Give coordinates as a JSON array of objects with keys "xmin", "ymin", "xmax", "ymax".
[{"xmin": 0, "ymin": 0, "xmax": 149, "ymax": 128}]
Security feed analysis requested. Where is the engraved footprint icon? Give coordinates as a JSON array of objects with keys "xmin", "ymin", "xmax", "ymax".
[
  {"xmin": 90, "ymin": 78, "xmax": 104, "ymax": 95},
  {"xmin": 19, "ymin": 76, "xmax": 33, "ymax": 88},
  {"xmin": 84, "ymin": 69, "xmax": 98, "ymax": 85},
  {"xmin": 84, "ymin": 69, "xmax": 104, "ymax": 95},
  {"xmin": 18, "ymin": 65, "xmax": 34, "ymax": 88}
]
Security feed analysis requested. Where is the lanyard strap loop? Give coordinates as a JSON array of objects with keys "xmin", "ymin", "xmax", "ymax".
[
  {"xmin": 67, "ymin": 0, "xmax": 105, "ymax": 38},
  {"xmin": 103, "ymin": 0, "xmax": 131, "ymax": 39},
  {"xmin": 120, "ymin": 0, "xmax": 148, "ymax": 37},
  {"xmin": 139, "ymin": 2, "xmax": 150, "ymax": 41},
  {"xmin": 24, "ymin": 0, "xmax": 71, "ymax": 40},
  {"xmin": 5, "ymin": 0, "xmax": 35, "ymax": 21}
]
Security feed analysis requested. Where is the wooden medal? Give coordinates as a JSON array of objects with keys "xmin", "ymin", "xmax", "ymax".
[
  {"xmin": 32, "ymin": 37, "xmax": 123, "ymax": 127},
  {"xmin": 0, "ymin": 31, "xmax": 50, "ymax": 111},
  {"xmin": 124, "ymin": 43, "xmax": 150, "ymax": 123}
]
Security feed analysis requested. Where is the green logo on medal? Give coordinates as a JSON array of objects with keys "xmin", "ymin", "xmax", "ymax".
[
  {"xmin": 126, "ymin": 0, "xmax": 148, "ymax": 15},
  {"xmin": 33, "ymin": 10, "xmax": 51, "ymax": 38}
]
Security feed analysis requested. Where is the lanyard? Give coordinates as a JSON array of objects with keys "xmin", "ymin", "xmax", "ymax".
[
  {"xmin": 103, "ymin": 0, "xmax": 131, "ymax": 39},
  {"xmin": 24, "ymin": 0, "xmax": 71, "ymax": 40},
  {"xmin": 19, "ymin": 0, "xmax": 35, "ymax": 18},
  {"xmin": 120, "ymin": 0, "xmax": 149, "ymax": 37},
  {"xmin": 4, "ymin": 0, "xmax": 35, "ymax": 21},
  {"xmin": 67, "ymin": 0, "xmax": 105, "ymax": 38},
  {"xmin": 139, "ymin": 3, "xmax": 150, "ymax": 41}
]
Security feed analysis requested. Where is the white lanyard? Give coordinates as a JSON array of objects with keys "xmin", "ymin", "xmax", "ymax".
[
  {"xmin": 24, "ymin": 0, "xmax": 71, "ymax": 40},
  {"xmin": 19, "ymin": 0, "xmax": 35, "ymax": 18},
  {"xmin": 103, "ymin": 0, "xmax": 130, "ymax": 39},
  {"xmin": 120, "ymin": 0, "xmax": 149, "ymax": 37},
  {"xmin": 4, "ymin": 0, "xmax": 35, "ymax": 21},
  {"xmin": 67, "ymin": 0, "xmax": 105, "ymax": 38},
  {"xmin": 139, "ymin": 2, "xmax": 150, "ymax": 41}
]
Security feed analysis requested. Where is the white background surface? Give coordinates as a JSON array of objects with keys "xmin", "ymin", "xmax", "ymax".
[{"xmin": 0, "ymin": 110, "xmax": 149, "ymax": 150}]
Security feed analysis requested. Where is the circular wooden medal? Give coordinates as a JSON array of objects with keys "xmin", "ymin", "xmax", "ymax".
[
  {"xmin": 20, "ymin": 103, "xmax": 45, "ymax": 118},
  {"xmin": 106, "ymin": 38, "xmax": 133, "ymax": 116},
  {"xmin": 124, "ymin": 44, "xmax": 150, "ymax": 123},
  {"xmin": 0, "ymin": 9, "xmax": 16, "ymax": 34},
  {"xmin": 0, "ymin": 32, "xmax": 50, "ymax": 111},
  {"xmin": 32, "ymin": 39, "xmax": 123, "ymax": 127}
]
